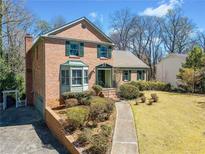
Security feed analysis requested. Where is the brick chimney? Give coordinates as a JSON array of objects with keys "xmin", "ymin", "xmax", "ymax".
[
  {"xmin": 25, "ymin": 34, "xmax": 33, "ymax": 53},
  {"xmin": 25, "ymin": 34, "xmax": 33, "ymax": 105}
]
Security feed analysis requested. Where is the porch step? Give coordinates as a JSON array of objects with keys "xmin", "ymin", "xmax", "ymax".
[{"xmin": 102, "ymin": 88, "xmax": 119, "ymax": 101}]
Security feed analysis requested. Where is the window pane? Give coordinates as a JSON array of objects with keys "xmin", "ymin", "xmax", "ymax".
[
  {"xmin": 84, "ymin": 70, "xmax": 88, "ymax": 84},
  {"xmin": 66, "ymin": 77, "xmax": 69, "ymax": 85},
  {"xmin": 72, "ymin": 70, "xmax": 82, "ymax": 85},
  {"xmin": 123, "ymin": 70, "xmax": 130, "ymax": 81},
  {"xmin": 70, "ymin": 43, "xmax": 79, "ymax": 56},
  {"xmin": 84, "ymin": 77, "xmax": 88, "ymax": 84},
  {"xmin": 137, "ymin": 70, "xmax": 144, "ymax": 80},
  {"xmin": 66, "ymin": 70, "xmax": 69, "ymax": 77},
  {"xmin": 77, "ymin": 78, "xmax": 82, "ymax": 84},
  {"xmin": 70, "ymin": 44, "xmax": 79, "ymax": 49},
  {"xmin": 100, "ymin": 46, "xmax": 108, "ymax": 57},
  {"xmin": 77, "ymin": 70, "xmax": 82, "ymax": 76},
  {"xmin": 70, "ymin": 49, "xmax": 79, "ymax": 56},
  {"xmin": 61, "ymin": 78, "xmax": 65, "ymax": 85},
  {"xmin": 61, "ymin": 70, "xmax": 65, "ymax": 77}
]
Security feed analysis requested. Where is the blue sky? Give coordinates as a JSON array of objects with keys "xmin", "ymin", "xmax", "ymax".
[{"xmin": 25, "ymin": 0, "xmax": 205, "ymax": 34}]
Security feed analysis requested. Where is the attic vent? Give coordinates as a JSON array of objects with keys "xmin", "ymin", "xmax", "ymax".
[{"xmin": 81, "ymin": 23, "xmax": 86, "ymax": 29}]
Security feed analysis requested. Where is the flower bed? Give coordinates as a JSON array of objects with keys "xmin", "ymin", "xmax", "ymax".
[{"xmin": 51, "ymin": 91, "xmax": 116, "ymax": 154}]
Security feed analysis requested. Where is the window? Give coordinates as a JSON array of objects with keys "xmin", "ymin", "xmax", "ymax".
[
  {"xmin": 70, "ymin": 43, "xmax": 80, "ymax": 56},
  {"xmin": 72, "ymin": 70, "xmax": 82, "ymax": 85},
  {"xmin": 123, "ymin": 70, "xmax": 131, "ymax": 81},
  {"xmin": 61, "ymin": 70, "xmax": 69, "ymax": 85},
  {"xmin": 100, "ymin": 46, "xmax": 108, "ymax": 58},
  {"xmin": 84, "ymin": 70, "xmax": 88, "ymax": 84},
  {"xmin": 137, "ymin": 70, "xmax": 145, "ymax": 80}
]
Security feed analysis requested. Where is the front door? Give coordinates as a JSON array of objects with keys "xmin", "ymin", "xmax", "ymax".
[
  {"xmin": 98, "ymin": 70, "xmax": 105, "ymax": 87},
  {"xmin": 97, "ymin": 69, "xmax": 112, "ymax": 88}
]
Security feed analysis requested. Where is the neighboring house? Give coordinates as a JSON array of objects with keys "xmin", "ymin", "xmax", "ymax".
[
  {"xmin": 156, "ymin": 53, "xmax": 187, "ymax": 87},
  {"xmin": 25, "ymin": 17, "xmax": 149, "ymax": 116}
]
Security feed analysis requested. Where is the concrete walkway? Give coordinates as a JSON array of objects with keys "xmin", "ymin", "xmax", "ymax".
[{"xmin": 111, "ymin": 101, "xmax": 139, "ymax": 154}]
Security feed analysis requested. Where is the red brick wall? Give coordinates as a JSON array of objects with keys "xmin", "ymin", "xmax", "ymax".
[
  {"xmin": 45, "ymin": 107, "xmax": 80, "ymax": 154},
  {"xmin": 25, "ymin": 35, "xmax": 33, "ymax": 105},
  {"xmin": 32, "ymin": 40, "xmax": 46, "ymax": 101},
  {"xmin": 44, "ymin": 37, "xmax": 113, "ymax": 102},
  {"xmin": 55, "ymin": 20, "xmax": 109, "ymax": 43}
]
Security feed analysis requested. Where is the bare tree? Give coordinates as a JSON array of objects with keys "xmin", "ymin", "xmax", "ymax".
[
  {"xmin": 2, "ymin": 0, "xmax": 33, "ymax": 74},
  {"xmin": 160, "ymin": 8, "xmax": 194, "ymax": 53},
  {"xmin": 109, "ymin": 9, "xmax": 164, "ymax": 79},
  {"xmin": 109, "ymin": 9, "xmax": 134, "ymax": 50},
  {"xmin": 196, "ymin": 31, "xmax": 205, "ymax": 52},
  {"xmin": 33, "ymin": 19, "xmax": 51, "ymax": 37}
]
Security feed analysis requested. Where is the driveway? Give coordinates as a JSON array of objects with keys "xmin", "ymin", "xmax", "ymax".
[{"xmin": 0, "ymin": 106, "xmax": 69, "ymax": 154}]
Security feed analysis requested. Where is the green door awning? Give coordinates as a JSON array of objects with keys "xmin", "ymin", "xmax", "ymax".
[{"xmin": 61, "ymin": 60, "xmax": 88, "ymax": 67}]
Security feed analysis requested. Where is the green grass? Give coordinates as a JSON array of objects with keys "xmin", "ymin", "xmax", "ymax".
[{"xmin": 131, "ymin": 91, "xmax": 205, "ymax": 154}]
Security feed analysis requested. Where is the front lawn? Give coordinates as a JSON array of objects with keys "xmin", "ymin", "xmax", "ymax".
[{"xmin": 131, "ymin": 91, "xmax": 205, "ymax": 154}]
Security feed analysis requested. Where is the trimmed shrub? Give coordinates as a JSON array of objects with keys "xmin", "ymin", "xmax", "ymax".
[
  {"xmin": 129, "ymin": 80, "xmax": 171, "ymax": 91},
  {"xmin": 92, "ymin": 85, "xmax": 103, "ymax": 96},
  {"xmin": 119, "ymin": 83, "xmax": 139, "ymax": 99},
  {"xmin": 151, "ymin": 93, "xmax": 158, "ymax": 102},
  {"xmin": 65, "ymin": 106, "xmax": 90, "ymax": 132},
  {"xmin": 147, "ymin": 99, "xmax": 153, "ymax": 105},
  {"xmin": 141, "ymin": 96, "xmax": 146, "ymax": 103}
]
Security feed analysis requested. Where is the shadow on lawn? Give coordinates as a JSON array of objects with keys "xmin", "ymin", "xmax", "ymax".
[{"xmin": 197, "ymin": 101, "xmax": 205, "ymax": 108}]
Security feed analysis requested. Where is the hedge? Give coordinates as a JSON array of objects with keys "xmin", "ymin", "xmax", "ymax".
[{"xmin": 129, "ymin": 80, "xmax": 171, "ymax": 91}]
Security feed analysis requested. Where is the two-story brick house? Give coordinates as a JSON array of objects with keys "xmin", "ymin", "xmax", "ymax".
[{"xmin": 25, "ymin": 17, "xmax": 149, "ymax": 116}]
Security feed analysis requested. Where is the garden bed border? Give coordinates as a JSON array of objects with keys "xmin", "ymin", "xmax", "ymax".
[{"xmin": 45, "ymin": 106, "xmax": 80, "ymax": 154}]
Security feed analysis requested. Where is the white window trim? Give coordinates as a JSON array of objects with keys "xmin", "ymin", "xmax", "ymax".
[
  {"xmin": 70, "ymin": 67, "xmax": 89, "ymax": 87},
  {"xmin": 83, "ymin": 69, "xmax": 89, "ymax": 85}
]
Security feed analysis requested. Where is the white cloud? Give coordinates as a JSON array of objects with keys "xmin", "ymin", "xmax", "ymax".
[
  {"xmin": 89, "ymin": 11, "xmax": 104, "ymax": 23},
  {"xmin": 140, "ymin": 0, "xmax": 183, "ymax": 17},
  {"xmin": 89, "ymin": 12, "xmax": 97, "ymax": 19}
]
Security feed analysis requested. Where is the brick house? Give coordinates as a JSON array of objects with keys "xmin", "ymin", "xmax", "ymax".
[{"xmin": 25, "ymin": 17, "xmax": 149, "ymax": 116}]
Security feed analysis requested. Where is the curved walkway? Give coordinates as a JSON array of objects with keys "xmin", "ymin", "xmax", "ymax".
[{"xmin": 111, "ymin": 101, "xmax": 139, "ymax": 154}]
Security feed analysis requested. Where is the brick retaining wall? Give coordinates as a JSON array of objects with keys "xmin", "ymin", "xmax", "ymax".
[{"xmin": 45, "ymin": 107, "xmax": 80, "ymax": 154}]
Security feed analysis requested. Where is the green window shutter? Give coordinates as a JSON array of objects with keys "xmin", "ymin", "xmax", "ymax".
[
  {"xmin": 97, "ymin": 45, "xmax": 101, "ymax": 58},
  {"xmin": 79, "ymin": 43, "xmax": 84, "ymax": 57},
  {"xmin": 108, "ymin": 46, "xmax": 112, "ymax": 58},
  {"xmin": 128, "ymin": 70, "xmax": 131, "ymax": 81},
  {"xmin": 65, "ymin": 41, "xmax": 70, "ymax": 56}
]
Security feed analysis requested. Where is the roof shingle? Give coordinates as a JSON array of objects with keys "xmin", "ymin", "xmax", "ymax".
[{"xmin": 113, "ymin": 50, "xmax": 149, "ymax": 68}]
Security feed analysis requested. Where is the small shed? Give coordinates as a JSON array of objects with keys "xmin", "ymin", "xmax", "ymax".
[{"xmin": 156, "ymin": 53, "xmax": 187, "ymax": 87}]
